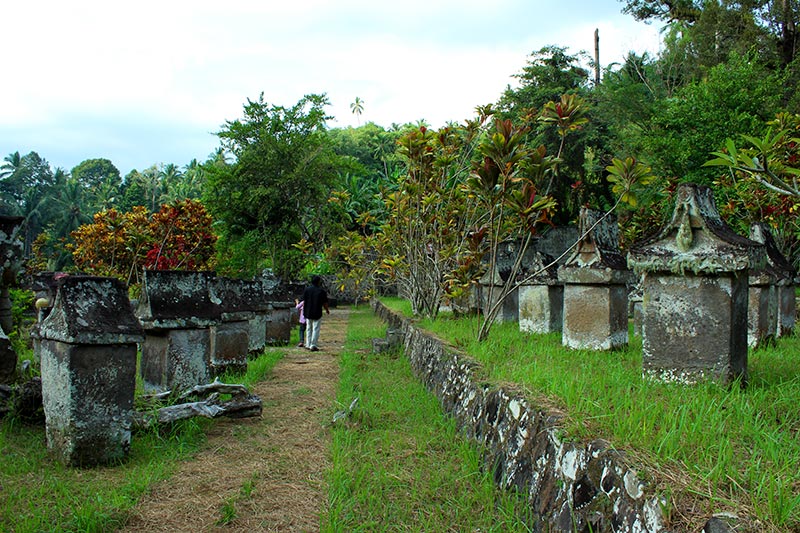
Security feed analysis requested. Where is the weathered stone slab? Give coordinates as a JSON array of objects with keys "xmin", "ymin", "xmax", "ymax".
[
  {"xmin": 749, "ymin": 222, "xmax": 796, "ymax": 340},
  {"xmin": 137, "ymin": 270, "xmax": 222, "ymax": 392},
  {"xmin": 140, "ymin": 328, "xmax": 212, "ymax": 393},
  {"xmin": 136, "ymin": 270, "xmax": 221, "ymax": 329},
  {"xmin": 479, "ymin": 239, "xmax": 541, "ymax": 322},
  {"xmin": 640, "ymin": 272, "xmax": 748, "ymax": 383},
  {"xmin": 37, "ymin": 276, "xmax": 143, "ymax": 467},
  {"xmin": 519, "ymin": 284, "xmax": 563, "ymax": 334},
  {"xmin": 210, "ymin": 319, "xmax": 249, "ymax": 376},
  {"xmin": 518, "ymin": 251, "xmax": 563, "ymax": 335}
]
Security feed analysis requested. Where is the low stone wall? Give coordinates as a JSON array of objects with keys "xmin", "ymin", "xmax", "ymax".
[{"xmin": 372, "ymin": 299, "xmax": 666, "ymax": 533}]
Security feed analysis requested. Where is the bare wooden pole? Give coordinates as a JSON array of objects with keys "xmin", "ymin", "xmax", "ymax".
[{"xmin": 594, "ymin": 28, "xmax": 601, "ymax": 86}]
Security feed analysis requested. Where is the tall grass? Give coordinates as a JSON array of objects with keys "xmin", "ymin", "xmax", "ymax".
[
  {"xmin": 0, "ymin": 347, "xmax": 285, "ymax": 533},
  {"xmin": 381, "ymin": 297, "xmax": 800, "ymax": 530},
  {"xmin": 324, "ymin": 306, "xmax": 535, "ymax": 532}
]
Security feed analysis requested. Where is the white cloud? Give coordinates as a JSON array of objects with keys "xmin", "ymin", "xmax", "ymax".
[{"xmin": 0, "ymin": 0, "xmax": 663, "ymax": 174}]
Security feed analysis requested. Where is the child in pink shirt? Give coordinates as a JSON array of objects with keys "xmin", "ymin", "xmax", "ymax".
[{"xmin": 295, "ymin": 299, "xmax": 306, "ymax": 347}]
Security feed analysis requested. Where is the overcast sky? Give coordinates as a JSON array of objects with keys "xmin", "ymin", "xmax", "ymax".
[{"xmin": 1, "ymin": 0, "xmax": 663, "ymax": 177}]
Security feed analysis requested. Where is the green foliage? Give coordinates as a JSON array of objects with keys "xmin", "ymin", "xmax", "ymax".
[
  {"xmin": 605, "ymin": 156, "xmax": 656, "ymax": 207},
  {"xmin": 642, "ymin": 52, "xmax": 780, "ymax": 183},
  {"xmin": 205, "ymin": 93, "xmax": 349, "ymax": 279}
]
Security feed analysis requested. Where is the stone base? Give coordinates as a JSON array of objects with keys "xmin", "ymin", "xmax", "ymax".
[
  {"xmin": 248, "ymin": 313, "xmax": 269, "ymax": 355},
  {"xmin": 141, "ymin": 328, "xmax": 212, "ymax": 393},
  {"xmin": 266, "ymin": 305, "xmax": 292, "ymax": 345},
  {"xmin": 641, "ymin": 272, "xmax": 747, "ymax": 385},
  {"xmin": 210, "ymin": 320, "xmax": 249, "ymax": 376},
  {"xmin": 519, "ymin": 284, "xmax": 563, "ymax": 334},
  {"xmin": 40, "ymin": 340, "xmax": 136, "ymax": 467},
  {"xmin": 562, "ymin": 284, "xmax": 629, "ymax": 350}
]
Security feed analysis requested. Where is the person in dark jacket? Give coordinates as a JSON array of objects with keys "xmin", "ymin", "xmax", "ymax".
[{"xmin": 301, "ymin": 275, "xmax": 329, "ymax": 351}]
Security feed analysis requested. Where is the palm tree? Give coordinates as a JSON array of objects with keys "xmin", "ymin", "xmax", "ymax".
[
  {"xmin": 0, "ymin": 152, "xmax": 20, "ymax": 180},
  {"xmin": 350, "ymin": 97, "xmax": 365, "ymax": 125}
]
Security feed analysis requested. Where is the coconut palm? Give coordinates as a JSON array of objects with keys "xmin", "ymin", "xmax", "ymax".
[{"xmin": 350, "ymin": 97, "xmax": 365, "ymax": 125}]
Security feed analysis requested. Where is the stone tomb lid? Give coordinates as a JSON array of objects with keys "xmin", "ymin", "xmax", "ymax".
[
  {"xmin": 213, "ymin": 277, "xmax": 271, "ymax": 313},
  {"xmin": 628, "ymin": 183, "xmax": 765, "ymax": 275},
  {"xmin": 478, "ymin": 239, "xmax": 553, "ymax": 286},
  {"xmin": 37, "ymin": 276, "xmax": 144, "ymax": 345},
  {"xmin": 136, "ymin": 270, "xmax": 222, "ymax": 326}
]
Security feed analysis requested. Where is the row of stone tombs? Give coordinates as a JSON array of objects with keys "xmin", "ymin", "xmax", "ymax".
[
  {"xmin": 471, "ymin": 184, "xmax": 795, "ymax": 388},
  {"xmin": 0, "ymin": 269, "xmax": 293, "ymax": 467}
]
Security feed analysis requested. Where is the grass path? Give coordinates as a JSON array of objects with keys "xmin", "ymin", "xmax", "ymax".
[{"xmin": 118, "ymin": 309, "xmax": 347, "ymax": 532}]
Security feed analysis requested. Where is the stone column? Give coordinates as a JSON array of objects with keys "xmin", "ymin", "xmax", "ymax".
[
  {"xmin": 136, "ymin": 270, "xmax": 221, "ymax": 392},
  {"xmin": 0, "ymin": 216, "xmax": 24, "ymax": 383},
  {"xmin": 628, "ymin": 184, "xmax": 765, "ymax": 385},
  {"xmin": 559, "ymin": 208, "xmax": 634, "ymax": 350},
  {"xmin": 37, "ymin": 276, "xmax": 144, "ymax": 466}
]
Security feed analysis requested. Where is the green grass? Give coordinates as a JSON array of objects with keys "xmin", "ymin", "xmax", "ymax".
[
  {"xmin": 381, "ymin": 296, "xmax": 800, "ymax": 531},
  {"xmin": 324, "ymin": 305, "xmax": 535, "ymax": 532},
  {"xmin": 0, "ymin": 346, "xmax": 285, "ymax": 533}
]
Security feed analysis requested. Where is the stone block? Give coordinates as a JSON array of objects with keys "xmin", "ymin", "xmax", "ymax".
[
  {"xmin": 747, "ymin": 277, "xmax": 777, "ymax": 349},
  {"xmin": 630, "ymin": 185, "xmax": 762, "ymax": 385},
  {"xmin": 641, "ymin": 272, "xmax": 748, "ymax": 384},
  {"xmin": 210, "ymin": 319, "xmax": 249, "ymax": 376},
  {"xmin": 40, "ymin": 340, "xmax": 137, "ymax": 466},
  {"xmin": 519, "ymin": 284, "xmax": 563, "ymax": 334},
  {"xmin": 265, "ymin": 302, "xmax": 292, "ymax": 345},
  {"xmin": 248, "ymin": 312, "xmax": 269, "ymax": 354},
  {"xmin": 140, "ymin": 328, "xmax": 212, "ymax": 393},
  {"xmin": 562, "ymin": 284, "xmax": 629, "ymax": 350}
]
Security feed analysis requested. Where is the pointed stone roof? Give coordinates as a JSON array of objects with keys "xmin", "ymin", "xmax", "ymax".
[
  {"xmin": 628, "ymin": 184, "xmax": 765, "ymax": 274},
  {"xmin": 563, "ymin": 208, "xmax": 628, "ymax": 270},
  {"xmin": 749, "ymin": 222, "xmax": 796, "ymax": 281}
]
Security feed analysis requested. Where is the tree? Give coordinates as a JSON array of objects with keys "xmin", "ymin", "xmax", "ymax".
[
  {"xmin": 205, "ymin": 93, "xmax": 346, "ymax": 279},
  {"xmin": 621, "ymin": 0, "xmax": 800, "ymax": 68},
  {"xmin": 70, "ymin": 158, "xmax": 121, "ymax": 191},
  {"xmin": 69, "ymin": 199, "xmax": 217, "ymax": 289},
  {"xmin": 350, "ymin": 97, "xmax": 365, "ymax": 125}
]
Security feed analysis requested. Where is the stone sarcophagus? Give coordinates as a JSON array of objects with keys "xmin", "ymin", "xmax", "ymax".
[
  {"xmin": 210, "ymin": 277, "xmax": 254, "ymax": 374},
  {"xmin": 136, "ymin": 270, "xmax": 221, "ymax": 392},
  {"xmin": 628, "ymin": 184, "xmax": 765, "ymax": 385},
  {"xmin": 558, "ymin": 208, "xmax": 635, "ymax": 350},
  {"xmin": 479, "ymin": 240, "xmax": 544, "ymax": 323},
  {"xmin": 37, "ymin": 276, "xmax": 144, "ymax": 466}
]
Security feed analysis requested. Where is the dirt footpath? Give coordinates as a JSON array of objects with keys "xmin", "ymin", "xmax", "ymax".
[{"xmin": 119, "ymin": 309, "xmax": 348, "ymax": 533}]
